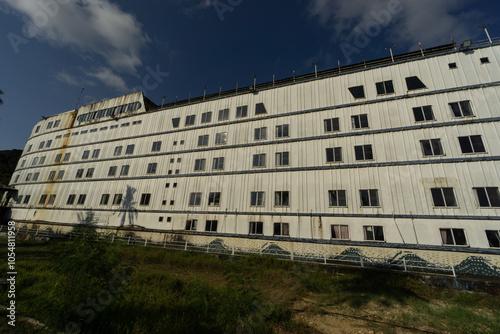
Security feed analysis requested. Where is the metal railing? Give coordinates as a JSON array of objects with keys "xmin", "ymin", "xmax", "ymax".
[{"xmin": 2, "ymin": 226, "xmax": 466, "ymax": 278}]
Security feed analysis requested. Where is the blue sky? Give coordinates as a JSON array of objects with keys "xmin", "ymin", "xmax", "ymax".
[{"xmin": 0, "ymin": 0, "xmax": 499, "ymax": 150}]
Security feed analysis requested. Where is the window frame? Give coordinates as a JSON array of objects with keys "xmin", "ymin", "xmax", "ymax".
[
  {"xmin": 375, "ymin": 80, "xmax": 395, "ymax": 95},
  {"xmin": 420, "ymin": 139, "xmax": 444, "ymax": 156},
  {"xmin": 250, "ymin": 191, "xmax": 265, "ymax": 207},
  {"xmin": 458, "ymin": 135, "xmax": 486, "ymax": 154},
  {"xmin": 249, "ymin": 221, "xmax": 263, "ymax": 235},
  {"xmin": 189, "ymin": 192, "xmax": 202, "ymax": 206},
  {"xmin": 324, "ymin": 117, "xmax": 340, "ymax": 132},
  {"xmin": 254, "ymin": 127, "xmax": 267, "ymax": 141},
  {"xmin": 205, "ymin": 220, "xmax": 218, "ymax": 232},
  {"xmin": 275, "ymin": 151, "xmax": 290, "ymax": 166},
  {"xmin": 351, "ymin": 114, "xmax": 369, "ymax": 129},
  {"xmin": 273, "ymin": 222, "xmax": 290, "ymax": 236},
  {"xmin": 275, "ymin": 124, "xmax": 290, "ymax": 138},
  {"xmin": 473, "ymin": 187, "xmax": 500, "ymax": 208},
  {"xmin": 326, "ymin": 147, "xmax": 342, "ymax": 163},
  {"xmin": 359, "ymin": 189, "xmax": 380, "ymax": 207},
  {"xmin": 364, "ymin": 225, "xmax": 385, "ymax": 241},
  {"xmin": 208, "ymin": 192, "xmax": 221, "ymax": 206},
  {"xmin": 140, "ymin": 193, "xmax": 151, "ymax": 206},
  {"xmin": 274, "ymin": 191, "xmax": 290, "ymax": 207},
  {"xmin": 331, "ymin": 224, "xmax": 350, "ymax": 240},
  {"xmin": 413, "ymin": 106, "xmax": 435, "ymax": 122},
  {"xmin": 252, "ymin": 153, "xmax": 266, "ymax": 168},
  {"xmin": 440, "ymin": 228, "xmax": 468, "ymax": 246},
  {"xmin": 431, "ymin": 187, "xmax": 458, "ymax": 207},
  {"xmin": 328, "ymin": 190, "xmax": 347, "ymax": 207},
  {"xmin": 354, "ymin": 145, "xmax": 373, "ymax": 161}
]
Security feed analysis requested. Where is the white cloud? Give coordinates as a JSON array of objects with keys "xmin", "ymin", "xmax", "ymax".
[
  {"xmin": 55, "ymin": 70, "xmax": 95, "ymax": 87},
  {"xmin": 2, "ymin": 0, "xmax": 150, "ymax": 74},
  {"xmin": 307, "ymin": 0, "xmax": 483, "ymax": 47},
  {"xmin": 85, "ymin": 67, "xmax": 129, "ymax": 92}
]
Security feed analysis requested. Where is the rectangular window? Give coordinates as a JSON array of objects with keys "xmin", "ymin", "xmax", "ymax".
[
  {"xmin": 360, "ymin": 189, "xmax": 379, "ymax": 207},
  {"xmin": 413, "ymin": 106, "xmax": 435, "ymax": 122},
  {"xmin": 480, "ymin": 57, "xmax": 490, "ymax": 64},
  {"xmin": 152, "ymin": 141, "xmax": 162, "ymax": 152},
  {"xmin": 185, "ymin": 220, "xmax": 197, "ymax": 231},
  {"xmin": 32, "ymin": 157, "xmax": 39, "ymax": 166},
  {"xmin": 25, "ymin": 173, "xmax": 32, "ymax": 182},
  {"xmin": 23, "ymin": 195, "xmax": 31, "ymax": 204},
  {"xmin": 364, "ymin": 226, "xmax": 385, "ymax": 241},
  {"xmin": 212, "ymin": 157, "xmax": 224, "ymax": 170},
  {"xmin": 449, "ymin": 62, "xmax": 457, "ymax": 69},
  {"xmin": 205, "ymin": 220, "xmax": 218, "ymax": 232},
  {"xmin": 147, "ymin": 163, "xmax": 157, "ymax": 174},
  {"xmin": 449, "ymin": 101, "xmax": 473, "ymax": 117},
  {"xmin": 82, "ymin": 150, "xmax": 90, "ymax": 159},
  {"xmin": 376, "ymin": 80, "xmax": 394, "ymax": 95},
  {"xmin": 20, "ymin": 160, "xmax": 26, "ymax": 168},
  {"xmin": 274, "ymin": 191, "xmax": 290, "ymax": 207},
  {"xmin": 326, "ymin": 147, "xmax": 342, "ymax": 163},
  {"xmin": 218, "ymin": 108, "xmax": 229, "ymax": 121},
  {"xmin": 54, "ymin": 120, "xmax": 60, "ymax": 127},
  {"xmin": 27, "ymin": 145, "xmax": 32, "ymax": 153},
  {"xmin": 113, "ymin": 146, "xmax": 122, "ymax": 157},
  {"xmin": 354, "ymin": 145, "xmax": 373, "ymax": 160},
  {"xmin": 324, "ymin": 118, "xmax": 340, "ymax": 132},
  {"xmin": 275, "ymin": 124, "xmax": 289, "ymax": 138},
  {"xmin": 172, "ymin": 117, "xmax": 180, "ymax": 128},
  {"xmin": 86, "ymin": 168, "xmax": 94, "ymax": 178},
  {"xmin": 189, "ymin": 192, "xmax": 202, "ymax": 206},
  {"xmin": 35, "ymin": 126, "xmax": 40, "ymax": 133},
  {"xmin": 39, "ymin": 142, "xmax": 45, "ymax": 149},
  {"xmin": 113, "ymin": 194, "xmax": 122, "ymax": 205},
  {"xmin": 121, "ymin": 123, "xmax": 130, "ymax": 128},
  {"xmin": 198, "ymin": 134, "xmax": 209, "ymax": 147},
  {"xmin": 208, "ymin": 192, "xmax": 221, "ymax": 206},
  {"xmin": 140, "ymin": 193, "xmax": 151, "ymax": 206},
  {"xmin": 39, "ymin": 194, "xmax": 47, "ymax": 205},
  {"xmin": 348, "ymin": 85, "xmax": 365, "ymax": 99},
  {"xmin": 236, "ymin": 105, "xmax": 248, "ymax": 118},
  {"xmin": 351, "ymin": 114, "xmax": 369, "ymax": 129},
  {"xmin": 47, "ymin": 121, "xmax": 53, "ymax": 129},
  {"xmin": 250, "ymin": 191, "xmax": 265, "ymax": 206},
  {"xmin": 474, "ymin": 187, "xmax": 500, "ymax": 207},
  {"xmin": 125, "ymin": 144, "xmax": 135, "ymax": 155},
  {"xmin": 77, "ymin": 194, "xmax": 86, "ymax": 205},
  {"xmin": 440, "ymin": 228, "xmax": 467, "ymax": 246},
  {"xmin": 108, "ymin": 166, "xmax": 117, "ymax": 177},
  {"xmin": 56, "ymin": 170, "xmax": 65, "ymax": 180},
  {"xmin": 249, "ymin": 221, "xmax": 263, "ymax": 235},
  {"xmin": 48, "ymin": 171, "xmax": 56, "ymax": 181},
  {"xmin": 46, "ymin": 140, "xmax": 52, "ymax": 148},
  {"xmin": 47, "ymin": 195, "xmax": 56, "ymax": 205},
  {"xmin": 273, "ymin": 222, "xmax": 289, "ymax": 236},
  {"xmin": 420, "ymin": 139, "xmax": 444, "ymax": 156},
  {"xmin": 120, "ymin": 165, "xmax": 130, "ymax": 176},
  {"xmin": 255, "ymin": 103, "xmax": 267, "ymax": 115},
  {"xmin": 75, "ymin": 169, "xmax": 84, "ymax": 179},
  {"xmin": 275, "ymin": 152, "xmax": 290, "ymax": 166},
  {"xmin": 39, "ymin": 156, "xmax": 46, "ymax": 165},
  {"xmin": 431, "ymin": 187, "xmax": 457, "ymax": 207},
  {"xmin": 405, "ymin": 76, "xmax": 426, "ymax": 90},
  {"xmin": 185, "ymin": 115, "xmax": 195, "ymax": 126},
  {"xmin": 201, "ymin": 112, "xmax": 212, "ymax": 123},
  {"xmin": 458, "ymin": 135, "xmax": 486, "ymax": 153},
  {"xmin": 486, "ymin": 230, "xmax": 500, "ymax": 248},
  {"xmin": 67, "ymin": 194, "xmax": 76, "ymax": 205},
  {"xmin": 214, "ymin": 132, "xmax": 228, "ymax": 145},
  {"xmin": 92, "ymin": 149, "xmax": 100, "ymax": 159},
  {"xmin": 329, "ymin": 190, "xmax": 347, "ymax": 207},
  {"xmin": 33, "ymin": 172, "xmax": 39, "ymax": 181},
  {"xmin": 252, "ymin": 154, "xmax": 266, "ymax": 167},
  {"xmin": 331, "ymin": 225, "xmax": 349, "ymax": 239},
  {"xmin": 194, "ymin": 159, "xmax": 206, "ymax": 171},
  {"xmin": 254, "ymin": 127, "xmax": 267, "ymax": 140},
  {"xmin": 63, "ymin": 153, "xmax": 71, "ymax": 162},
  {"xmin": 55, "ymin": 154, "xmax": 62, "ymax": 163},
  {"xmin": 100, "ymin": 194, "xmax": 110, "ymax": 205}
]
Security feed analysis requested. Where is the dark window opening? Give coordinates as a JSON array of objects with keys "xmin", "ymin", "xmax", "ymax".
[
  {"xmin": 405, "ymin": 76, "xmax": 426, "ymax": 90},
  {"xmin": 348, "ymin": 85, "xmax": 365, "ymax": 99}
]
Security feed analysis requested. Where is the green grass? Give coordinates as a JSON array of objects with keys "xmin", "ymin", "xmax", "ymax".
[{"xmin": 1, "ymin": 238, "xmax": 499, "ymax": 333}]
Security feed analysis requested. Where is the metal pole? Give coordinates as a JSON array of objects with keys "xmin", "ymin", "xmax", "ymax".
[
  {"xmin": 203, "ymin": 87, "xmax": 207, "ymax": 100},
  {"xmin": 386, "ymin": 45, "xmax": 395, "ymax": 62},
  {"xmin": 293, "ymin": 70, "xmax": 295, "ymax": 82},
  {"xmin": 273, "ymin": 74, "xmax": 275, "ymax": 87},
  {"xmin": 161, "ymin": 95, "xmax": 166, "ymax": 107},
  {"xmin": 482, "ymin": 24, "xmax": 492, "ymax": 43},
  {"xmin": 403, "ymin": 258, "xmax": 407, "ymax": 272}
]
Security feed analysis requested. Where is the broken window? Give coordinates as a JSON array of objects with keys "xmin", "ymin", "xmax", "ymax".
[{"xmin": 405, "ymin": 76, "xmax": 426, "ymax": 90}]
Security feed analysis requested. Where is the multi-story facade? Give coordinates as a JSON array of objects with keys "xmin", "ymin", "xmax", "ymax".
[{"xmin": 5, "ymin": 39, "xmax": 500, "ymax": 275}]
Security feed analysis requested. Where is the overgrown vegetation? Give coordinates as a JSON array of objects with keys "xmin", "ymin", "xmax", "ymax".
[
  {"xmin": 1, "ymin": 234, "xmax": 499, "ymax": 333},
  {"xmin": 0, "ymin": 149, "xmax": 22, "ymax": 185}
]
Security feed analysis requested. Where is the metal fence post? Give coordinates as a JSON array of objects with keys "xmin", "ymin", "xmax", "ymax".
[
  {"xmin": 231, "ymin": 245, "xmax": 235, "ymax": 256},
  {"xmin": 206, "ymin": 244, "xmax": 210, "ymax": 253},
  {"xmin": 144, "ymin": 239, "xmax": 148, "ymax": 246},
  {"xmin": 360, "ymin": 256, "xmax": 364, "ymax": 268},
  {"xmin": 127, "ymin": 236, "xmax": 131, "ymax": 245},
  {"xmin": 403, "ymin": 258, "xmax": 407, "ymax": 272},
  {"xmin": 163, "ymin": 238, "xmax": 166, "ymax": 248},
  {"xmin": 184, "ymin": 240, "xmax": 188, "ymax": 251},
  {"xmin": 291, "ymin": 251, "xmax": 294, "ymax": 261},
  {"xmin": 324, "ymin": 254, "xmax": 327, "ymax": 265},
  {"xmin": 111, "ymin": 234, "xmax": 115, "ymax": 243}
]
